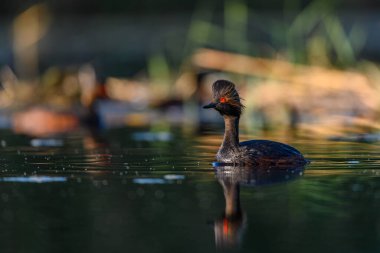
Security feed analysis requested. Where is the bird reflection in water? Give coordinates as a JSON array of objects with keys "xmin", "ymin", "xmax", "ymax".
[{"xmin": 213, "ymin": 164, "xmax": 305, "ymax": 249}]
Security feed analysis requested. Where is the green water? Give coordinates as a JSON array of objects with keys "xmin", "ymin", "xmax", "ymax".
[{"xmin": 0, "ymin": 127, "xmax": 379, "ymax": 253}]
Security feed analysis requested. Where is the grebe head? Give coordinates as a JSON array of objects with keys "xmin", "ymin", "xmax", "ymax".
[{"xmin": 203, "ymin": 80, "xmax": 244, "ymax": 117}]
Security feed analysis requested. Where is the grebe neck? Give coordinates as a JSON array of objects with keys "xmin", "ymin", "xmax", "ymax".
[{"xmin": 221, "ymin": 116, "xmax": 240, "ymax": 151}]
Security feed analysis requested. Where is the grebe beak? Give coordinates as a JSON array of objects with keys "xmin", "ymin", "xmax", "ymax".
[{"xmin": 203, "ymin": 102, "xmax": 217, "ymax": 109}]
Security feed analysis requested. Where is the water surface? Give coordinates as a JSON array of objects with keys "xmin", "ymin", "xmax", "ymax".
[{"xmin": 0, "ymin": 127, "xmax": 379, "ymax": 253}]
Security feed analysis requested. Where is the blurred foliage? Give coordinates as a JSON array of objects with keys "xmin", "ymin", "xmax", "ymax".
[{"xmin": 146, "ymin": 0, "xmax": 368, "ymax": 86}]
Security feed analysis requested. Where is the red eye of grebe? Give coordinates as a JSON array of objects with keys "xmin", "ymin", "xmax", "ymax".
[{"xmin": 220, "ymin": 97, "xmax": 227, "ymax": 103}]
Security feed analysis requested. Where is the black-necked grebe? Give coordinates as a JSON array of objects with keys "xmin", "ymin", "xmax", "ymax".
[{"xmin": 203, "ymin": 80, "xmax": 308, "ymax": 165}]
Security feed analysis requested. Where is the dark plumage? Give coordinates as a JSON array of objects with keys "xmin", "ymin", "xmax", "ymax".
[
  {"xmin": 204, "ymin": 80, "xmax": 244, "ymax": 117},
  {"xmin": 203, "ymin": 79, "xmax": 308, "ymax": 166}
]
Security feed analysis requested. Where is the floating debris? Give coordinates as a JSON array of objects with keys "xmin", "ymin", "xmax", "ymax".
[
  {"xmin": 133, "ymin": 178, "xmax": 166, "ymax": 184},
  {"xmin": 0, "ymin": 176, "xmax": 67, "ymax": 183},
  {"xmin": 132, "ymin": 132, "xmax": 172, "ymax": 142},
  {"xmin": 163, "ymin": 174, "xmax": 186, "ymax": 180},
  {"xmin": 30, "ymin": 139, "xmax": 64, "ymax": 147},
  {"xmin": 133, "ymin": 174, "xmax": 185, "ymax": 184}
]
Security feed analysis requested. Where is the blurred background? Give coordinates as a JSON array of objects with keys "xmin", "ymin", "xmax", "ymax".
[{"xmin": 2, "ymin": 0, "xmax": 380, "ymax": 137}]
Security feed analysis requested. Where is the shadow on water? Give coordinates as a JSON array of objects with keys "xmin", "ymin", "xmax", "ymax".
[{"xmin": 213, "ymin": 164, "xmax": 305, "ymax": 250}]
